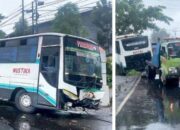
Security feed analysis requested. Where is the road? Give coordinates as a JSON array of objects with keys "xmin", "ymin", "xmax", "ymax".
[
  {"xmin": 116, "ymin": 78, "xmax": 180, "ymax": 130},
  {"xmin": 116, "ymin": 75, "xmax": 140, "ymax": 111},
  {"xmin": 0, "ymin": 102, "xmax": 112, "ymax": 130}
]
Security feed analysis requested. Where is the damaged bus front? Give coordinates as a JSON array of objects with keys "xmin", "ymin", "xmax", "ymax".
[{"xmin": 63, "ymin": 36, "xmax": 104, "ymax": 110}]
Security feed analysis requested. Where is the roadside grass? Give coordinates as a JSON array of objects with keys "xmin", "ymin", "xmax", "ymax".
[
  {"xmin": 164, "ymin": 58, "xmax": 180, "ymax": 68},
  {"xmin": 127, "ymin": 69, "xmax": 140, "ymax": 76}
]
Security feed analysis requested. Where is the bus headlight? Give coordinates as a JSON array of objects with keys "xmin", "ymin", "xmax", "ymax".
[
  {"xmin": 168, "ymin": 67, "xmax": 178, "ymax": 74},
  {"xmin": 83, "ymin": 92, "xmax": 95, "ymax": 99}
]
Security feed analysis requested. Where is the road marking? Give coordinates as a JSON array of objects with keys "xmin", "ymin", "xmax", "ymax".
[{"xmin": 116, "ymin": 76, "xmax": 141, "ymax": 116}]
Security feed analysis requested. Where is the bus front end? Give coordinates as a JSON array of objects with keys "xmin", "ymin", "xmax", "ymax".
[
  {"xmin": 60, "ymin": 36, "xmax": 104, "ymax": 110},
  {"xmin": 121, "ymin": 36, "xmax": 152, "ymax": 71}
]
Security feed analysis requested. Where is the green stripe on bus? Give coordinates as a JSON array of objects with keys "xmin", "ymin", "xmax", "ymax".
[{"xmin": 0, "ymin": 83, "xmax": 56, "ymax": 106}]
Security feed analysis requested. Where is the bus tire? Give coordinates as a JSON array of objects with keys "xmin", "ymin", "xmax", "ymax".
[
  {"xmin": 116, "ymin": 64, "xmax": 126, "ymax": 76},
  {"xmin": 15, "ymin": 90, "xmax": 35, "ymax": 113},
  {"xmin": 165, "ymin": 78, "xmax": 179, "ymax": 87},
  {"xmin": 147, "ymin": 66, "xmax": 156, "ymax": 80}
]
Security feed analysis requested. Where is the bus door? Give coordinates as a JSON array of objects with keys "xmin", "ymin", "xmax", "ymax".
[{"xmin": 37, "ymin": 46, "xmax": 60, "ymax": 107}]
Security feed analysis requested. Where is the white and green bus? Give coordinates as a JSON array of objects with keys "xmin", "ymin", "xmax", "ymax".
[
  {"xmin": 0, "ymin": 33, "xmax": 104, "ymax": 113},
  {"xmin": 116, "ymin": 34, "xmax": 152, "ymax": 75}
]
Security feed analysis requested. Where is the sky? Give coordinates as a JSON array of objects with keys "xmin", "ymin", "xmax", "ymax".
[
  {"xmin": 143, "ymin": 0, "xmax": 180, "ymax": 37},
  {"xmin": 0, "ymin": 0, "xmax": 99, "ymax": 34},
  {"xmin": 1, "ymin": 0, "xmax": 178, "ymax": 37}
]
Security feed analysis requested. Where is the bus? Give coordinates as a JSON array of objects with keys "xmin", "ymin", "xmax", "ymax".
[
  {"xmin": 116, "ymin": 34, "xmax": 152, "ymax": 75},
  {"xmin": 0, "ymin": 33, "xmax": 104, "ymax": 113}
]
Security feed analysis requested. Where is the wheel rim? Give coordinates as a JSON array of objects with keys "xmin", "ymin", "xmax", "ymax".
[
  {"xmin": 19, "ymin": 122, "xmax": 31, "ymax": 130},
  {"xmin": 20, "ymin": 94, "xmax": 32, "ymax": 107}
]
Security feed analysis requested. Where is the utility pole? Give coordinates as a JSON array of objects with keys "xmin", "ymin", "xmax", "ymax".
[
  {"xmin": 32, "ymin": 2, "xmax": 35, "ymax": 34},
  {"xmin": 26, "ymin": 0, "xmax": 44, "ymax": 34},
  {"xmin": 22, "ymin": 0, "xmax": 25, "ymax": 35},
  {"xmin": 35, "ymin": 0, "xmax": 38, "ymax": 33}
]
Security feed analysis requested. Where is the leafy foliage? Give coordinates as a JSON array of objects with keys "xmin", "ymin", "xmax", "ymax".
[
  {"xmin": 116, "ymin": 0, "xmax": 173, "ymax": 35},
  {"xmin": 0, "ymin": 14, "xmax": 5, "ymax": 38},
  {"xmin": 53, "ymin": 2, "xmax": 87, "ymax": 37},
  {"xmin": 13, "ymin": 17, "xmax": 30, "ymax": 36},
  {"xmin": 106, "ymin": 57, "xmax": 112, "ymax": 88},
  {"xmin": 92, "ymin": 0, "xmax": 112, "ymax": 49},
  {"xmin": 0, "ymin": 30, "xmax": 6, "ymax": 38},
  {"xmin": 0, "ymin": 14, "xmax": 4, "ymax": 22}
]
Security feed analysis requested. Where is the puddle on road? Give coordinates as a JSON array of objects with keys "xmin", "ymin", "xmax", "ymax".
[
  {"xmin": 0, "ymin": 103, "xmax": 110, "ymax": 130},
  {"xmin": 116, "ymin": 79, "xmax": 180, "ymax": 130}
]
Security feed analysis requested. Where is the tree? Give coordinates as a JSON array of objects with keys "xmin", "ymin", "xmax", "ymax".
[
  {"xmin": 13, "ymin": 18, "xmax": 30, "ymax": 36},
  {"xmin": 0, "ymin": 14, "xmax": 4, "ymax": 22},
  {"xmin": 0, "ymin": 30, "xmax": 6, "ymax": 38},
  {"xmin": 151, "ymin": 28, "xmax": 170, "ymax": 43},
  {"xmin": 92, "ymin": 0, "xmax": 112, "ymax": 52},
  {"xmin": 116, "ymin": 0, "xmax": 173, "ymax": 35},
  {"xmin": 0, "ymin": 14, "xmax": 6, "ymax": 38},
  {"xmin": 53, "ymin": 3, "xmax": 87, "ymax": 36}
]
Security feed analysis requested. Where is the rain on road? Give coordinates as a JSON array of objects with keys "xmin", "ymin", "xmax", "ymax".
[
  {"xmin": 0, "ymin": 103, "xmax": 112, "ymax": 130},
  {"xmin": 116, "ymin": 78, "xmax": 180, "ymax": 130}
]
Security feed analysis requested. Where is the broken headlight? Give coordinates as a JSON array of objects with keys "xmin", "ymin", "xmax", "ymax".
[{"xmin": 168, "ymin": 67, "xmax": 178, "ymax": 74}]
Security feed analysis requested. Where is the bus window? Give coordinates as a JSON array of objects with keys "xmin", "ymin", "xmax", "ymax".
[
  {"xmin": 42, "ymin": 36, "xmax": 60, "ymax": 46},
  {"xmin": 41, "ymin": 47, "xmax": 59, "ymax": 87},
  {"xmin": 116, "ymin": 41, "xmax": 120, "ymax": 54},
  {"xmin": 0, "ymin": 41, "xmax": 5, "ymax": 47},
  {"xmin": 0, "ymin": 37, "xmax": 38, "ymax": 63},
  {"xmin": 161, "ymin": 47, "xmax": 166, "ymax": 57},
  {"xmin": 41, "ymin": 36, "xmax": 60, "ymax": 87},
  {"xmin": 17, "ymin": 37, "xmax": 38, "ymax": 63}
]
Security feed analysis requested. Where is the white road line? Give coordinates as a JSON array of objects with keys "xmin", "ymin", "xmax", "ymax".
[{"xmin": 116, "ymin": 76, "xmax": 141, "ymax": 116}]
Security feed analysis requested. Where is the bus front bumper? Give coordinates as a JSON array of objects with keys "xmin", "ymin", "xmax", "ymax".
[{"xmin": 73, "ymin": 99, "xmax": 101, "ymax": 109}]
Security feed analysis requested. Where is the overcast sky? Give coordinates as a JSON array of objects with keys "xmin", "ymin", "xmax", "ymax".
[
  {"xmin": 143, "ymin": 0, "xmax": 180, "ymax": 37},
  {"xmin": 1, "ymin": 0, "xmax": 179, "ymax": 37},
  {"xmin": 0, "ymin": 0, "xmax": 99, "ymax": 34}
]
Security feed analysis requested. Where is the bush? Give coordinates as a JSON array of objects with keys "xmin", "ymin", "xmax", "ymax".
[{"xmin": 106, "ymin": 57, "xmax": 112, "ymax": 88}]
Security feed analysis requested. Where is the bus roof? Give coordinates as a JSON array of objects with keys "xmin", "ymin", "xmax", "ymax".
[
  {"xmin": 116, "ymin": 34, "xmax": 145, "ymax": 40},
  {"xmin": 0, "ymin": 32, "xmax": 97, "ymax": 45},
  {"xmin": 161, "ymin": 40, "xmax": 180, "ymax": 46}
]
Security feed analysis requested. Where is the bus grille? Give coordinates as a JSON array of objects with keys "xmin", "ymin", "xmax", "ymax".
[{"xmin": 125, "ymin": 51, "xmax": 151, "ymax": 71}]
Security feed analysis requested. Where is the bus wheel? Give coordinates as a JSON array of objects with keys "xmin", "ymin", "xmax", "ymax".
[
  {"xmin": 116, "ymin": 64, "xmax": 126, "ymax": 76},
  {"xmin": 147, "ymin": 66, "xmax": 156, "ymax": 80},
  {"xmin": 15, "ymin": 90, "xmax": 35, "ymax": 113}
]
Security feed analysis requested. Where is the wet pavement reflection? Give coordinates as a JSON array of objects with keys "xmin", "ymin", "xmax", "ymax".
[
  {"xmin": 116, "ymin": 79, "xmax": 180, "ymax": 130},
  {"xmin": 0, "ymin": 102, "xmax": 111, "ymax": 130}
]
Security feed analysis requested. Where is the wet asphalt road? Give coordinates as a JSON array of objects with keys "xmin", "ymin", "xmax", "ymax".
[
  {"xmin": 116, "ymin": 78, "xmax": 180, "ymax": 130},
  {"xmin": 0, "ymin": 103, "xmax": 112, "ymax": 130}
]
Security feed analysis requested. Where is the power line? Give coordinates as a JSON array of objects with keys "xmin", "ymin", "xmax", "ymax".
[
  {"xmin": 0, "ymin": 0, "xmax": 100, "ymax": 31},
  {"xmin": 0, "ymin": 2, "xmax": 32, "ymax": 27}
]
